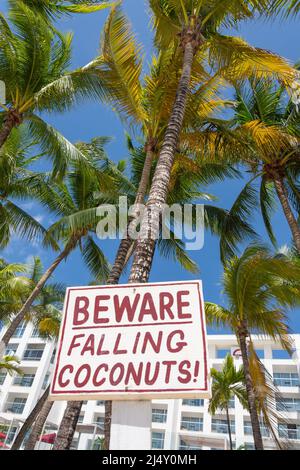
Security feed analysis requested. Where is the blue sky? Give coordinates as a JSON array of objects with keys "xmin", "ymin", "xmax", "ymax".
[{"xmin": 2, "ymin": 1, "xmax": 300, "ymax": 334}]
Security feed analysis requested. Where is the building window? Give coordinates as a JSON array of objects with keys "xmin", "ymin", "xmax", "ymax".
[
  {"xmin": 244, "ymin": 420, "xmax": 269, "ymax": 437},
  {"xmin": 276, "ymin": 397, "xmax": 300, "ymax": 412},
  {"xmin": 12, "ymin": 322, "xmax": 26, "ymax": 338},
  {"xmin": 152, "ymin": 432, "xmax": 164, "ymax": 449},
  {"xmin": 96, "ymin": 401, "xmax": 105, "ymax": 406},
  {"xmin": 0, "ymin": 372, "xmax": 7, "ymax": 385},
  {"xmin": 78, "ymin": 414, "xmax": 84, "ymax": 424},
  {"xmin": 5, "ymin": 344, "xmax": 18, "ymax": 356},
  {"xmin": 273, "ymin": 373, "xmax": 300, "ymax": 387},
  {"xmin": 182, "ymin": 399, "xmax": 204, "ymax": 407},
  {"xmin": 152, "ymin": 408, "xmax": 167, "ymax": 423},
  {"xmin": 211, "ymin": 418, "xmax": 235, "ymax": 434},
  {"xmin": 31, "ymin": 327, "xmax": 41, "ymax": 338},
  {"xmin": 0, "ymin": 426, "xmax": 17, "ymax": 445},
  {"xmin": 5, "ymin": 397, "xmax": 27, "ymax": 414},
  {"xmin": 23, "ymin": 346, "xmax": 44, "ymax": 361},
  {"xmin": 13, "ymin": 374, "xmax": 35, "ymax": 387},
  {"xmin": 181, "ymin": 416, "xmax": 203, "ymax": 432},
  {"xmin": 278, "ymin": 423, "xmax": 300, "ymax": 440},
  {"xmin": 179, "ymin": 439, "xmax": 202, "ymax": 450}
]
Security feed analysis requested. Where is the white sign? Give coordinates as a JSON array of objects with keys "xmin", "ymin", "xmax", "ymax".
[{"xmin": 50, "ymin": 280, "xmax": 209, "ymax": 401}]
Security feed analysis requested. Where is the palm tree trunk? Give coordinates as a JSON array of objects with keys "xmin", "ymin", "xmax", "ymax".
[
  {"xmin": 0, "ymin": 110, "xmax": 22, "ymax": 149},
  {"xmin": 107, "ymin": 145, "xmax": 154, "ymax": 285},
  {"xmin": 237, "ymin": 324, "xmax": 264, "ymax": 450},
  {"xmin": 52, "ymin": 401, "xmax": 82, "ymax": 450},
  {"xmin": 24, "ymin": 400, "xmax": 54, "ymax": 450},
  {"xmin": 128, "ymin": 31, "xmax": 199, "ymax": 284},
  {"xmin": 103, "ymin": 400, "xmax": 112, "ymax": 450},
  {"xmin": 225, "ymin": 405, "xmax": 233, "ymax": 450},
  {"xmin": 10, "ymin": 385, "xmax": 51, "ymax": 450},
  {"xmin": 0, "ymin": 240, "xmax": 76, "ymax": 355},
  {"xmin": 273, "ymin": 173, "xmax": 300, "ymax": 253}
]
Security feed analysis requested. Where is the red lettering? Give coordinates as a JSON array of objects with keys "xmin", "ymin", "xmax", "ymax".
[
  {"xmin": 73, "ymin": 297, "xmax": 89, "ymax": 325},
  {"xmin": 94, "ymin": 295, "xmax": 110, "ymax": 324},
  {"xmin": 166, "ymin": 330, "xmax": 187, "ymax": 353},
  {"xmin": 138, "ymin": 293, "xmax": 158, "ymax": 322},
  {"xmin": 67, "ymin": 334, "xmax": 85, "ymax": 355},
  {"xmin": 162, "ymin": 360, "xmax": 177, "ymax": 384},
  {"xmin": 81, "ymin": 334, "xmax": 95, "ymax": 355},
  {"xmin": 124, "ymin": 362, "xmax": 143, "ymax": 386},
  {"xmin": 144, "ymin": 361, "xmax": 160, "ymax": 385},
  {"xmin": 177, "ymin": 291, "xmax": 192, "ymax": 319},
  {"xmin": 74, "ymin": 364, "xmax": 91, "ymax": 387},
  {"xmin": 159, "ymin": 292, "xmax": 174, "ymax": 320},
  {"xmin": 178, "ymin": 360, "xmax": 192, "ymax": 384},
  {"xmin": 113, "ymin": 333, "xmax": 127, "ymax": 354},
  {"xmin": 109, "ymin": 363, "xmax": 124, "ymax": 386},
  {"xmin": 96, "ymin": 334, "xmax": 109, "ymax": 355},
  {"xmin": 114, "ymin": 294, "xmax": 140, "ymax": 322},
  {"xmin": 93, "ymin": 364, "xmax": 108, "ymax": 386},
  {"xmin": 58, "ymin": 365, "xmax": 73, "ymax": 387},
  {"xmin": 141, "ymin": 331, "xmax": 163, "ymax": 353}
]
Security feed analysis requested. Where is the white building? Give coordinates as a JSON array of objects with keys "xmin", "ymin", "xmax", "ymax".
[{"xmin": 1, "ymin": 323, "xmax": 300, "ymax": 450}]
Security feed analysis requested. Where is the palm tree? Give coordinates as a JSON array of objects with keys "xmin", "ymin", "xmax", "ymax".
[
  {"xmin": 205, "ymin": 244, "xmax": 300, "ymax": 449},
  {"xmin": 267, "ymin": 0, "xmax": 300, "ymax": 17},
  {"xmin": 81, "ymin": 8, "xmax": 257, "ymax": 447},
  {"xmin": 0, "ymin": 1, "xmax": 110, "ymax": 176},
  {"xmin": 126, "ymin": 0, "xmax": 297, "ymax": 285},
  {"xmin": 209, "ymin": 354, "xmax": 248, "ymax": 450},
  {"xmin": 52, "ymin": 140, "xmax": 250, "ymax": 451},
  {"xmin": 223, "ymin": 79, "xmax": 300, "ymax": 253},
  {"xmin": 0, "ymin": 256, "xmax": 63, "ymax": 326},
  {"xmin": 0, "ymin": 127, "xmax": 55, "ymax": 249},
  {"xmin": 0, "ymin": 139, "xmax": 118, "ymax": 353},
  {"xmin": 0, "ymin": 355, "xmax": 22, "ymax": 376},
  {"xmin": 0, "ymin": 258, "xmax": 33, "ymax": 325},
  {"xmin": 19, "ymin": 0, "xmax": 114, "ymax": 20}
]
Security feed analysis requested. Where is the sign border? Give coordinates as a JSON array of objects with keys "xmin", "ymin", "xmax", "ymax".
[{"xmin": 49, "ymin": 280, "xmax": 209, "ymax": 401}]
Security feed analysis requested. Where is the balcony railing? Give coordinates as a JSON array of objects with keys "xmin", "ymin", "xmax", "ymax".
[
  {"xmin": 181, "ymin": 419, "xmax": 203, "ymax": 432},
  {"xmin": 13, "ymin": 375, "xmax": 35, "ymax": 387},
  {"xmin": 23, "ymin": 350, "xmax": 44, "ymax": 361},
  {"xmin": 3, "ymin": 401, "xmax": 26, "ymax": 414},
  {"xmin": 278, "ymin": 426, "xmax": 300, "ymax": 440}
]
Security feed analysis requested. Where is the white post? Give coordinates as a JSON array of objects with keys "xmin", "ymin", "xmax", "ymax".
[{"xmin": 110, "ymin": 401, "xmax": 152, "ymax": 450}]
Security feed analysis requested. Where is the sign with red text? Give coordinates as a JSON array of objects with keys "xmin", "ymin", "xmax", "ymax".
[{"xmin": 49, "ymin": 281, "xmax": 209, "ymax": 401}]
